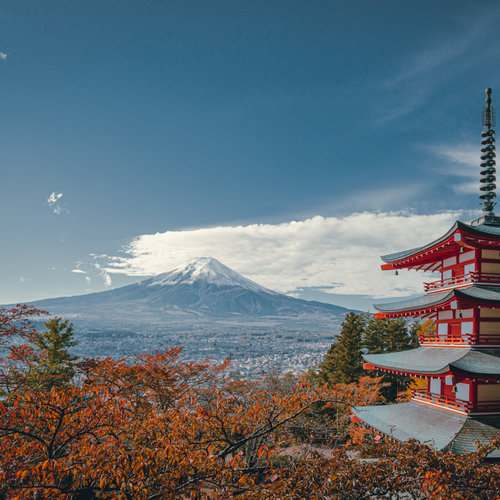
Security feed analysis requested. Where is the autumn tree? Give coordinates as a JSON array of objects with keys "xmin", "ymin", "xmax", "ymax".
[
  {"xmin": 1, "ymin": 306, "xmax": 498, "ymax": 499},
  {"xmin": 0, "ymin": 304, "xmax": 46, "ymax": 397}
]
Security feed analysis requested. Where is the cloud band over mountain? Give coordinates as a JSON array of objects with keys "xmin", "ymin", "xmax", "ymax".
[{"xmin": 104, "ymin": 211, "xmax": 466, "ymax": 298}]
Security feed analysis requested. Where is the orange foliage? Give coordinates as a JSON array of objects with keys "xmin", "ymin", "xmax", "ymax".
[
  {"xmin": 417, "ymin": 318, "xmax": 437, "ymax": 337},
  {"xmin": 0, "ymin": 306, "xmax": 499, "ymax": 499}
]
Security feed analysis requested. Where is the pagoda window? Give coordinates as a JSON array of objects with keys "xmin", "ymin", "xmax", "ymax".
[
  {"xmin": 461, "ymin": 321, "xmax": 473, "ymax": 336},
  {"xmin": 459, "ymin": 308, "xmax": 473, "ymax": 319},
  {"xmin": 479, "ymin": 321, "xmax": 500, "ymax": 334},
  {"xmin": 459, "ymin": 250, "xmax": 475, "ymax": 263},
  {"xmin": 438, "ymin": 311, "xmax": 453, "ymax": 320},
  {"xmin": 455, "ymin": 382, "xmax": 471, "ymax": 402},
  {"xmin": 481, "ymin": 249, "xmax": 500, "ymax": 259},
  {"xmin": 463, "ymin": 262, "xmax": 475, "ymax": 274},
  {"xmin": 429, "ymin": 378, "xmax": 441, "ymax": 395},
  {"xmin": 477, "ymin": 384, "xmax": 500, "ymax": 402},
  {"xmin": 478, "ymin": 320, "xmax": 500, "ymax": 344},
  {"xmin": 480, "ymin": 261, "xmax": 500, "ymax": 274},
  {"xmin": 443, "ymin": 256, "xmax": 457, "ymax": 268},
  {"xmin": 480, "ymin": 308, "xmax": 500, "ymax": 318},
  {"xmin": 442, "ymin": 269, "xmax": 452, "ymax": 280},
  {"xmin": 437, "ymin": 323, "xmax": 448, "ymax": 337}
]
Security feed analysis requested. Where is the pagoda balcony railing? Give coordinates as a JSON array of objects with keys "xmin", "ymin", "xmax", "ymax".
[
  {"xmin": 424, "ymin": 272, "xmax": 500, "ymax": 293},
  {"xmin": 412, "ymin": 390, "xmax": 500, "ymax": 413},
  {"xmin": 412, "ymin": 390, "xmax": 469, "ymax": 412},
  {"xmin": 419, "ymin": 333, "xmax": 475, "ymax": 346},
  {"xmin": 419, "ymin": 334, "xmax": 500, "ymax": 346}
]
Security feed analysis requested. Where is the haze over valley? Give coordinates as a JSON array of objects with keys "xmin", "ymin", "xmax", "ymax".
[{"xmin": 18, "ymin": 258, "xmax": 353, "ymax": 376}]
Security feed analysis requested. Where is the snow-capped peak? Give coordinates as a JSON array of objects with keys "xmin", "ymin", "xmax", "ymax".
[{"xmin": 145, "ymin": 257, "xmax": 276, "ymax": 294}]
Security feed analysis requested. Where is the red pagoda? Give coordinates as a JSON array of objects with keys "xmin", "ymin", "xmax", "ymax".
[{"xmin": 353, "ymin": 89, "xmax": 500, "ymax": 457}]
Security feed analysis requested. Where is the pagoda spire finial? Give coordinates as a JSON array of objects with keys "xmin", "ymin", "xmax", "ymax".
[{"xmin": 480, "ymin": 87, "xmax": 497, "ymax": 216}]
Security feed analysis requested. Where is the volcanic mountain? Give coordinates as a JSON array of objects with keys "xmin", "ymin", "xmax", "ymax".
[
  {"xmin": 28, "ymin": 257, "xmax": 350, "ymax": 321},
  {"xmin": 19, "ymin": 258, "xmax": 353, "ymax": 370}
]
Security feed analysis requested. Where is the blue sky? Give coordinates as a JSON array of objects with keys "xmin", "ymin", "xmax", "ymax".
[{"xmin": 2, "ymin": 1, "xmax": 500, "ymax": 310}]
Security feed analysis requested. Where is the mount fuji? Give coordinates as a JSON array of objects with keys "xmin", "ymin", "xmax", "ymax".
[
  {"xmin": 19, "ymin": 258, "xmax": 353, "ymax": 373},
  {"xmin": 28, "ymin": 257, "xmax": 349, "ymax": 320}
]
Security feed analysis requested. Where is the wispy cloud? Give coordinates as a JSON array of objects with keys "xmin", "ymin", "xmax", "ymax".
[
  {"xmin": 103, "ymin": 211, "xmax": 464, "ymax": 298},
  {"xmin": 384, "ymin": 23, "xmax": 486, "ymax": 89},
  {"xmin": 46, "ymin": 192, "xmax": 69, "ymax": 215},
  {"xmin": 0, "ymin": 52, "xmax": 7, "ymax": 61},
  {"xmin": 376, "ymin": 10, "xmax": 500, "ymax": 125},
  {"xmin": 19, "ymin": 276, "xmax": 30, "ymax": 283},
  {"xmin": 426, "ymin": 143, "xmax": 479, "ymax": 194},
  {"xmin": 71, "ymin": 269, "xmax": 86, "ymax": 274},
  {"xmin": 94, "ymin": 262, "xmax": 112, "ymax": 287},
  {"xmin": 320, "ymin": 182, "xmax": 428, "ymax": 215}
]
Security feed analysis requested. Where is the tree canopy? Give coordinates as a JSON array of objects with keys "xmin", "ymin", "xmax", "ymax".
[
  {"xmin": 313, "ymin": 313, "xmax": 421, "ymax": 400},
  {"xmin": 0, "ymin": 306, "xmax": 498, "ymax": 499}
]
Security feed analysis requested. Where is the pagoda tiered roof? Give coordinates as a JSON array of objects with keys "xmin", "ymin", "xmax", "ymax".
[
  {"xmin": 381, "ymin": 220, "xmax": 500, "ymax": 270},
  {"xmin": 353, "ymin": 402, "xmax": 500, "ymax": 457},
  {"xmin": 354, "ymin": 90, "xmax": 500, "ymax": 456},
  {"xmin": 374, "ymin": 285, "xmax": 500, "ymax": 317},
  {"xmin": 363, "ymin": 347, "xmax": 500, "ymax": 377}
]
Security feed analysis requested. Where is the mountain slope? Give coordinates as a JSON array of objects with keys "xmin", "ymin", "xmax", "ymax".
[
  {"xmin": 26, "ymin": 257, "xmax": 349, "ymax": 320},
  {"xmin": 15, "ymin": 257, "xmax": 355, "ymax": 373}
]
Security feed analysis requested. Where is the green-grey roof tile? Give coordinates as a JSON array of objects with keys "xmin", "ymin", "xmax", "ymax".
[
  {"xmin": 452, "ymin": 350, "xmax": 500, "ymax": 375},
  {"xmin": 353, "ymin": 401, "xmax": 466, "ymax": 450},
  {"xmin": 363, "ymin": 348, "xmax": 500, "ymax": 376},
  {"xmin": 374, "ymin": 290, "xmax": 453, "ymax": 312},
  {"xmin": 450, "ymin": 417, "xmax": 500, "ymax": 457},
  {"xmin": 353, "ymin": 402, "xmax": 500, "ymax": 454},
  {"xmin": 382, "ymin": 221, "xmax": 500, "ymax": 263},
  {"xmin": 374, "ymin": 286, "xmax": 500, "ymax": 313}
]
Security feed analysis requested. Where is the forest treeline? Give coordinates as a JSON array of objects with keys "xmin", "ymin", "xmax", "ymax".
[
  {"xmin": 0, "ymin": 305, "xmax": 498, "ymax": 499},
  {"xmin": 311, "ymin": 312, "xmax": 427, "ymax": 400}
]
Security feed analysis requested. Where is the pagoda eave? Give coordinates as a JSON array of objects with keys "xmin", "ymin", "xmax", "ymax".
[
  {"xmin": 361, "ymin": 90, "xmax": 500, "ymax": 458},
  {"xmin": 374, "ymin": 286, "xmax": 500, "ymax": 318},
  {"xmin": 362, "ymin": 362, "xmax": 453, "ymax": 378},
  {"xmin": 361, "ymin": 347, "xmax": 500, "ymax": 378},
  {"xmin": 363, "ymin": 363, "xmax": 500, "ymax": 382},
  {"xmin": 352, "ymin": 401, "xmax": 500, "ymax": 457},
  {"xmin": 381, "ymin": 221, "xmax": 500, "ymax": 270}
]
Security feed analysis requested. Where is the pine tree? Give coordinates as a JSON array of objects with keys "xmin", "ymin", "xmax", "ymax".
[
  {"xmin": 385, "ymin": 318, "xmax": 418, "ymax": 352},
  {"xmin": 29, "ymin": 317, "xmax": 78, "ymax": 390},
  {"xmin": 363, "ymin": 317, "xmax": 387, "ymax": 353},
  {"xmin": 316, "ymin": 312, "xmax": 366, "ymax": 385},
  {"xmin": 363, "ymin": 317, "xmax": 419, "ymax": 401}
]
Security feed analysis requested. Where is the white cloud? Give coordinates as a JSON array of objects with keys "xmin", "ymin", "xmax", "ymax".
[
  {"xmin": 47, "ymin": 192, "xmax": 63, "ymax": 204},
  {"xmin": 46, "ymin": 191, "xmax": 69, "ymax": 215},
  {"xmin": 0, "ymin": 52, "xmax": 7, "ymax": 61},
  {"xmin": 71, "ymin": 269, "xmax": 86, "ymax": 274},
  {"xmin": 85, "ymin": 276, "xmax": 91, "ymax": 283},
  {"xmin": 104, "ymin": 211, "xmax": 466, "ymax": 298},
  {"xmin": 19, "ymin": 276, "xmax": 30, "ymax": 283}
]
